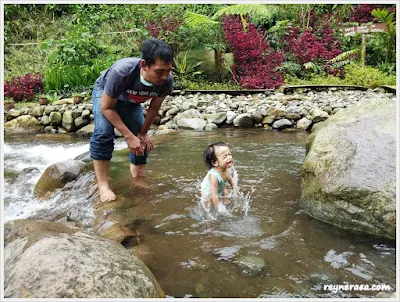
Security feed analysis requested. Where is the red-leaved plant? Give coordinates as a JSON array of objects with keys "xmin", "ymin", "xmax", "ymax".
[
  {"xmin": 281, "ymin": 11, "xmax": 343, "ymax": 77},
  {"xmin": 222, "ymin": 15, "xmax": 284, "ymax": 89},
  {"xmin": 4, "ymin": 73, "xmax": 44, "ymax": 102},
  {"xmin": 349, "ymin": 4, "xmax": 381, "ymax": 24}
]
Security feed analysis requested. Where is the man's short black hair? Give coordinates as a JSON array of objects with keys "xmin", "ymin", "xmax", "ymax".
[{"xmin": 141, "ymin": 38, "xmax": 173, "ymax": 66}]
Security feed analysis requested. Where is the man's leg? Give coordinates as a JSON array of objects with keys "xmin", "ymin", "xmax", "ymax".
[
  {"xmin": 94, "ymin": 160, "xmax": 116, "ymax": 202},
  {"xmin": 130, "ymin": 164, "xmax": 146, "ymax": 177},
  {"xmin": 90, "ymin": 85, "xmax": 116, "ymax": 203}
]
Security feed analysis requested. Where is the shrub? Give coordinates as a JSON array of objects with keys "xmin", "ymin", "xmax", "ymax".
[
  {"xmin": 281, "ymin": 24, "xmax": 343, "ymax": 76},
  {"xmin": 349, "ymin": 4, "xmax": 381, "ymax": 24},
  {"xmin": 222, "ymin": 15, "xmax": 284, "ymax": 89},
  {"xmin": 285, "ymin": 64, "xmax": 396, "ymax": 88},
  {"xmin": 182, "ymin": 78, "xmax": 242, "ymax": 90},
  {"xmin": 4, "ymin": 73, "xmax": 43, "ymax": 102}
]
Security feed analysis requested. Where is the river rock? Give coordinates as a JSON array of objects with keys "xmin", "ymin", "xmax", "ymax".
[
  {"xmin": 272, "ymin": 119, "xmax": 292, "ymax": 129},
  {"xmin": 204, "ymin": 112, "xmax": 227, "ymax": 125},
  {"xmin": 296, "ymin": 117, "xmax": 312, "ymax": 130},
  {"xmin": 62, "ymin": 110, "xmax": 76, "ymax": 131},
  {"xmin": 4, "ymin": 219, "xmax": 164, "ymax": 298},
  {"xmin": 31, "ymin": 106, "xmax": 44, "ymax": 118},
  {"xmin": 6, "ymin": 109, "xmax": 21, "ymax": 120},
  {"xmin": 233, "ymin": 113, "xmax": 253, "ymax": 128},
  {"xmin": 4, "ymin": 115, "xmax": 42, "ymax": 134},
  {"xmin": 177, "ymin": 118, "xmax": 207, "ymax": 131},
  {"xmin": 76, "ymin": 124, "xmax": 94, "ymax": 138},
  {"xmin": 236, "ymin": 255, "xmax": 265, "ymax": 277},
  {"xmin": 34, "ymin": 159, "xmax": 88, "ymax": 200},
  {"xmin": 300, "ymin": 98, "xmax": 396, "ymax": 239},
  {"xmin": 49, "ymin": 111, "xmax": 62, "ymax": 126},
  {"xmin": 173, "ymin": 108, "xmax": 202, "ymax": 124}
]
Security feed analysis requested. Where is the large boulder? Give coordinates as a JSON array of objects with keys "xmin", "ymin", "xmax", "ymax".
[
  {"xmin": 4, "ymin": 219, "xmax": 164, "ymax": 298},
  {"xmin": 34, "ymin": 159, "xmax": 88, "ymax": 199},
  {"xmin": 4, "ymin": 115, "xmax": 42, "ymax": 134},
  {"xmin": 300, "ymin": 98, "xmax": 396, "ymax": 239}
]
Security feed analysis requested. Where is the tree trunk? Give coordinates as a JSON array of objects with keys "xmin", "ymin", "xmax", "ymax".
[{"xmin": 214, "ymin": 47, "xmax": 223, "ymax": 82}]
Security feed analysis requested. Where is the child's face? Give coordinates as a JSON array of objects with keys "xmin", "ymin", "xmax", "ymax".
[{"xmin": 213, "ymin": 146, "xmax": 233, "ymax": 168}]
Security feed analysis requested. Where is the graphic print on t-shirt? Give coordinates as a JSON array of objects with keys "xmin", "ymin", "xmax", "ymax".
[{"xmin": 126, "ymin": 89, "xmax": 158, "ymax": 103}]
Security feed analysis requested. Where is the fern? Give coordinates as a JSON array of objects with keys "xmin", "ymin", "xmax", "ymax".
[
  {"xmin": 328, "ymin": 49, "xmax": 359, "ymax": 64},
  {"xmin": 184, "ymin": 12, "xmax": 219, "ymax": 30},
  {"xmin": 212, "ymin": 4, "xmax": 278, "ymax": 23}
]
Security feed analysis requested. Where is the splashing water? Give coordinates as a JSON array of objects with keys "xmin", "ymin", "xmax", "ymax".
[{"xmin": 197, "ymin": 166, "xmax": 253, "ymax": 220}]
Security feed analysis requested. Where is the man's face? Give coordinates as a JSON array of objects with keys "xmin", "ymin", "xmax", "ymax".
[{"xmin": 141, "ymin": 57, "xmax": 173, "ymax": 86}]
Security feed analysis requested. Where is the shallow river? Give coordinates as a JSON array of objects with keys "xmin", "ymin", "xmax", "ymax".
[{"xmin": 3, "ymin": 129, "xmax": 396, "ymax": 298}]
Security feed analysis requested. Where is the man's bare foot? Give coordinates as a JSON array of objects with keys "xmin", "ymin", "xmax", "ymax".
[
  {"xmin": 132, "ymin": 177, "xmax": 149, "ymax": 189},
  {"xmin": 98, "ymin": 185, "xmax": 116, "ymax": 203}
]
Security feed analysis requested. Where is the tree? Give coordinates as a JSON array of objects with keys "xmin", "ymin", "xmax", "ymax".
[
  {"xmin": 183, "ymin": 4, "xmax": 281, "ymax": 81},
  {"xmin": 371, "ymin": 8, "xmax": 396, "ymax": 63}
]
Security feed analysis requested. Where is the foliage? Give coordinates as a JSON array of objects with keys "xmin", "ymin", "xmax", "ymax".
[
  {"xmin": 173, "ymin": 52, "xmax": 204, "ymax": 88},
  {"xmin": 280, "ymin": 18, "xmax": 343, "ymax": 76},
  {"xmin": 371, "ymin": 8, "xmax": 396, "ymax": 63},
  {"xmin": 349, "ymin": 4, "xmax": 381, "ymax": 24},
  {"xmin": 182, "ymin": 78, "xmax": 242, "ymax": 90},
  {"xmin": 40, "ymin": 27, "xmax": 105, "ymax": 66},
  {"xmin": 4, "ymin": 73, "xmax": 44, "ymax": 102},
  {"xmin": 212, "ymin": 4, "xmax": 281, "ymax": 27},
  {"xmin": 44, "ymin": 91, "xmax": 62, "ymax": 103},
  {"xmin": 286, "ymin": 63, "xmax": 396, "ymax": 88},
  {"xmin": 43, "ymin": 56, "xmax": 116, "ymax": 91},
  {"xmin": 3, "ymin": 4, "xmax": 396, "ymax": 92},
  {"xmin": 222, "ymin": 15, "xmax": 284, "ymax": 89}
]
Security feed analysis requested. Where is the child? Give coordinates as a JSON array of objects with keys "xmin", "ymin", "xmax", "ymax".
[{"xmin": 201, "ymin": 142, "xmax": 237, "ymax": 211}]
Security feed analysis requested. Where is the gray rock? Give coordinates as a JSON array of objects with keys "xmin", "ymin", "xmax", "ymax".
[
  {"xmin": 310, "ymin": 108, "xmax": 329, "ymax": 122},
  {"xmin": 6, "ymin": 109, "xmax": 21, "ymax": 120},
  {"xmin": 62, "ymin": 110, "xmax": 76, "ymax": 131},
  {"xmin": 204, "ymin": 123, "xmax": 219, "ymax": 131},
  {"xmin": 31, "ymin": 106, "xmax": 44, "ymax": 118},
  {"xmin": 4, "ymin": 115, "xmax": 42, "ymax": 134},
  {"xmin": 74, "ymin": 116, "xmax": 89, "ymax": 129},
  {"xmin": 251, "ymin": 111, "xmax": 264, "ymax": 123},
  {"xmin": 204, "ymin": 112, "xmax": 227, "ymax": 125},
  {"xmin": 233, "ymin": 113, "xmax": 253, "ymax": 128},
  {"xmin": 177, "ymin": 118, "xmax": 207, "ymax": 131},
  {"xmin": 49, "ymin": 111, "xmax": 62, "ymax": 126},
  {"xmin": 272, "ymin": 119, "xmax": 292, "ymax": 129},
  {"xmin": 41, "ymin": 115, "xmax": 50, "ymax": 126},
  {"xmin": 296, "ymin": 117, "xmax": 312, "ymax": 131},
  {"xmin": 4, "ymin": 219, "xmax": 164, "ymax": 298},
  {"xmin": 34, "ymin": 159, "xmax": 88, "ymax": 200},
  {"xmin": 76, "ymin": 124, "xmax": 94, "ymax": 138},
  {"xmin": 300, "ymin": 98, "xmax": 396, "ymax": 239}
]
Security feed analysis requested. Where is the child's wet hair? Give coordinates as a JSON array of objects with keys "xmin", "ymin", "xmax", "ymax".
[{"xmin": 203, "ymin": 141, "xmax": 228, "ymax": 170}]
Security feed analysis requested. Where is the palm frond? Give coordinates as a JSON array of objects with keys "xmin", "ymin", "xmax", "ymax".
[
  {"xmin": 212, "ymin": 4, "xmax": 278, "ymax": 21},
  {"xmin": 184, "ymin": 11, "xmax": 219, "ymax": 30}
]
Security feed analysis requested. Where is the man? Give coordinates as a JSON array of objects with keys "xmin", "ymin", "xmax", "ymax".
[{"xmin": 89, "ymin": 38, "xmax": 174, "ymax": 203}]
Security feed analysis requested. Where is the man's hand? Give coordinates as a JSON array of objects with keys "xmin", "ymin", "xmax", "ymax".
[
  {"xmin": 137, "ymin": 132, "xmax": 154, "ymax": 153},
  {"xmin": 126, "ymin": 134, "xmax": 145, "ymax": 156}
]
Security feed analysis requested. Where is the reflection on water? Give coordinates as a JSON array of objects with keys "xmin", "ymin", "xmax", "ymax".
[{"xmin": 3, "ymin": 129, "xmax": 396, "ymax": 298}]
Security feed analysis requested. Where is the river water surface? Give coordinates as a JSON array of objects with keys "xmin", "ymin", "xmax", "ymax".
[{"xmin": 3, "ymin": 129, "xmax": 396, "ymax": 298}]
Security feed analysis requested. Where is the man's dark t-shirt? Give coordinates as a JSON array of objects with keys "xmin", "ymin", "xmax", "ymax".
[{"xmin": 95, "ymin": 58, "xmax": 173, "ymax": 104}]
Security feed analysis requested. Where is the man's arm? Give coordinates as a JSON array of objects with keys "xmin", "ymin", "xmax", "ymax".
[
  {"xmin": 139, "ymin": 96, "xmax": 164, "ymax": 134},
  {"xmin": 137, "ymin": 96, "xmax": 165, "ymax": 152},
  {"xmin": 101, "ymin": 91, "xmax": 144, "ymax": 156}
]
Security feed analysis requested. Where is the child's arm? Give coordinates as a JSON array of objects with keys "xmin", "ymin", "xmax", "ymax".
[
  {"xmin": 209, "ymin": 174, "xmax": 220, "ymax": 210},
  {"xmin": 228, "ymin": 177, "xmax": 239, "ymax": 193}
]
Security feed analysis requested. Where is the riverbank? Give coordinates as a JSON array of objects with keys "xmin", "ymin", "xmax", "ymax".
[{"xmin": 4, "ymin": 87, "xmax": 395, "ymax": 136}]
